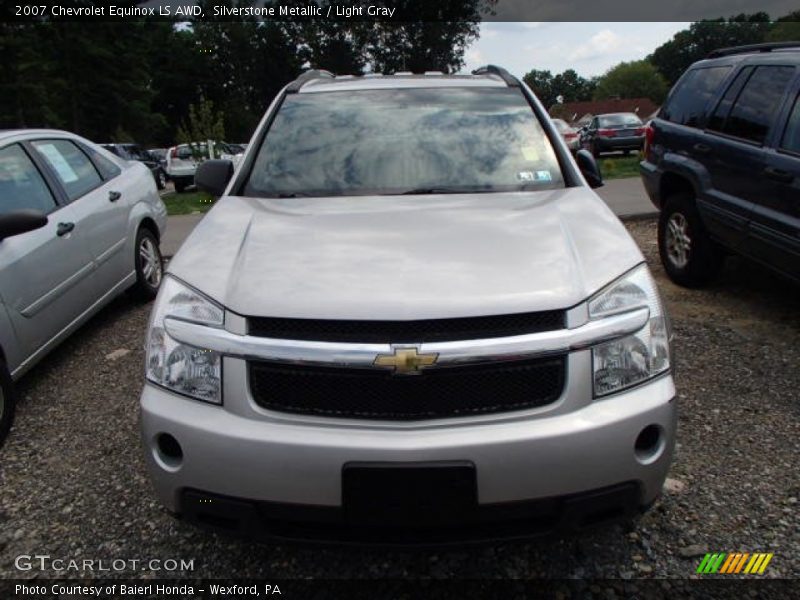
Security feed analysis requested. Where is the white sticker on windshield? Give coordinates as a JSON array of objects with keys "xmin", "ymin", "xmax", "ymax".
[
  {"xmin": 517, "ymin": 171, "xmax": 535, "ymax": 182},
  {"xmin": 37, "ymin": 144, "xmax": 79, "ymax": 183}
]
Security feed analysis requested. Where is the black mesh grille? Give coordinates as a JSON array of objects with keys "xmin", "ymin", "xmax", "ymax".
[
  {"xmin": 247, "ymin": 311, "xmax": 565, "ymax": 343},
  {"xmin": 248, "ymin": 357, "xmax": 566, "ymax": 420}
]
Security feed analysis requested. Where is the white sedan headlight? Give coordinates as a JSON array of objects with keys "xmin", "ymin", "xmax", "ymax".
[
  {"xmin": 589, "ymin": 264, "xmax": 671, "ymax": 397},
  {"xmin": 145, "ymin": 276, "xmax": 224, "ymax": 404}
]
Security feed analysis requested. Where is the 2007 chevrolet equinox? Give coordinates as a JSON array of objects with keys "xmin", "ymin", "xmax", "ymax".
[{"xmin": 140, "ymin": 66, "xmax": 676, "ymax": 544}]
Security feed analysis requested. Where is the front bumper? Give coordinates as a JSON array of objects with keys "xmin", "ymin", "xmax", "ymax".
[
  {"xmin": 140, "ymin": 352, "xmax": 676, "ymax": 542},
  {"xmin": 178, "ymin": 482, "xmax": 646, "ymax": 545}
]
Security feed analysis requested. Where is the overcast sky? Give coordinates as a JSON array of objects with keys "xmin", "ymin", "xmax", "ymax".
[{"xmin": 461, "ymin": 22, "xmax": 692, "ymax": 79}]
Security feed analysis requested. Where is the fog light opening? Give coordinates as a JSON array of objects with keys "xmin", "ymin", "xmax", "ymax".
[
  {"xmin": 155, "ymin": 433, "xmax": 183, "ymax": 470},
  {"xmin": 634, "ymin": 425, "xmax": 664, "ymax": 464}
]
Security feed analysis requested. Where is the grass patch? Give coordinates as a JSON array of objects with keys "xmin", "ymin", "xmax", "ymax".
[
  {"xmin": 161, "ymin": 191, "xmax": 215, "ymax": 215},
  {"xmin": 599, "ymin": 154, "xmax": 642, "ymax": 180}
]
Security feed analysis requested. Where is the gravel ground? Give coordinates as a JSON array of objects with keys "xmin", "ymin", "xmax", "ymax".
[{"xmin": 0, "ymin": 218, "xmax": 798, "ymax": 582}]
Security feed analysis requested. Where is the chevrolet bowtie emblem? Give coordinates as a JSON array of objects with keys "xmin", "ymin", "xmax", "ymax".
[{"xmin": 373, "ymin": 347, "xmax": 439, "ymax": 374}]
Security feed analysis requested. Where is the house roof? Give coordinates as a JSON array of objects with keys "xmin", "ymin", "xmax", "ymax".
[{"xmin": 549, "ymin": 98, "xmax": 659, "ymax": 124}]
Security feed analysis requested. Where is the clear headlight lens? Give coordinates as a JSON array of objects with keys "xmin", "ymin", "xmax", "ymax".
[
  {"xmin": 589, "ymin": 265, "xmax": 671, "ymax": 397},
  {"xmin": 145, "ymin": 276, "xmax": 224, "ymax": 404}
]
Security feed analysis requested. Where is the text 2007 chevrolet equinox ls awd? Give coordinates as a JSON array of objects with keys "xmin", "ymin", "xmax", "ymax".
[{"xmin": 140, "ymin": 66, "xmax": 676, "ymax": 544}]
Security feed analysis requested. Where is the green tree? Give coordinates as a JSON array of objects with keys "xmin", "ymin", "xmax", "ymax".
[
  {"xmin": 767, "ymin": 12, "xmax": 800, "ymax": 42},
  {"xmin": 3, "ymin": 19, "xmax": 166, "ymax": 143},
  {"xmin": 522, "ymin": 69, "xmax": 555, "ymax": 107},
  {"xmin": 593, "ymin": 60, "xmax": 668, "ymax": 103},
  {"xmin": 551, "ymin": 69, "xmax": 596, "ymax": 105},
  {"xmin": 364, "ymin": 21, "xmax": 479, "ymax": 73},
  {"xmin": 358, "ymin": 0, "xmax": 483, "ymax": 73},
  {"xmin": 176, "ymin": 98, "xmax": 225, "ymax": 157},
  {"xmin": 194, "ymin": 0, "xmax": 302, "ymax": 140},
  {"xmin": 145, "ymin": 23, "xmax": 210, "ymax": 145},
  {"xmin": 523, "ymin": 68, "xmax": 595, "ymax": 109},
  {"xmin": 649, "ymin": 15, "xmax": 771, "ymax": 85},
  {"xmin": 0, "ymin": 23, "xmax": 62, "ymax": 128}
]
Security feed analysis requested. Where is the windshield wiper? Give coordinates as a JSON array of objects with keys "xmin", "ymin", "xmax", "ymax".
[
  {"xmin": 397, "ymin": 187, "xmax": 496, "ymax": 195},
  {"xmin": 274, "ymin": 192, "xmax": 309, "ymax": 198}
]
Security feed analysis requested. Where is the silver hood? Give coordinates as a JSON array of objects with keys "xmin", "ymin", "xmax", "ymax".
[{"xmin": 167, "ymin": 188, "xmax": 643, "ymax": 320}]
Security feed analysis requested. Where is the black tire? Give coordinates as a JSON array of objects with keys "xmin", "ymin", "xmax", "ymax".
[
  {"xmin": 174, "ymin": 179, "xmax": 187, "ymax": 193},
  {"xmin": 155, "ymin": 169, "xmax": 167, "ymax": 190},
  {"xmin": 0, "ymin": 360, "xmax": 16, "ymax": 448},
  {"xmin": 658, "ymin": 193, "xmax": 724, "ymax": 288},
  {"xmin": 131, "ymin": 228, "xmax": 163, "ymax": 300}
]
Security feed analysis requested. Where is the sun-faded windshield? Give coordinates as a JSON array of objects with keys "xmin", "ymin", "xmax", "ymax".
[{"xmin": 244, "ymin": 87, "xmax": 564, "ymax": 197}]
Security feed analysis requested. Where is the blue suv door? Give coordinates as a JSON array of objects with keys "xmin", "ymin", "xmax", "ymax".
[{"xmin": 756, "ymin": 82, "xmax": 800, "ymax": 280}]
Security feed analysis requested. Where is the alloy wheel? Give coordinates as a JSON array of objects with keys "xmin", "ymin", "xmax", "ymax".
[
  {"xmin": 139, "ymin": 237, "xmax": 163, "ymax": 289},
  {"xmin": 666, "ymin": 212, "xmax": 692, "ymax": 269}
]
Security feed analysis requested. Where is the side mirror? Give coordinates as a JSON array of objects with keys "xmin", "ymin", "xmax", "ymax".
[
  {"xmin": 575, "ymin": 149, "xmax": 603, "ymax": 189},
  {"xmin": 195, "ymin": 159, "xmax": 234, "ymax": 197},
  {"xmin": 0, "ymin": 209, "xmax": 48, "ymax": 240}
]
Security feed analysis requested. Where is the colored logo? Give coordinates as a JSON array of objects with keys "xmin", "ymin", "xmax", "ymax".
[
  {"xmin": 696, "ymin": 552, "xmax": 774, "ymax": 575},
  {"xmin": 373, "ymin": 347, "xmax": 438, "ymax": 374}
]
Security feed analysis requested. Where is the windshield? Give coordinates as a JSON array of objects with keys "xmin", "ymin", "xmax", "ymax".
[
  {"xmin": 244, "ymin": 87, "xmax": 565, "ymax": 197},
  {"xmin": 599, "ymin": 114, "xmax": 642, "ymax": 128}
]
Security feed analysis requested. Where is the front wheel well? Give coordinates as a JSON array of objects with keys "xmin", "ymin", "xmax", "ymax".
[{"xmin": 138, "ymin": 217, "xmax": 160, "ymax": 243}]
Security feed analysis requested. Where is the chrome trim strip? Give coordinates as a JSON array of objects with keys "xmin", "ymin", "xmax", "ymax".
[{"xmin": 163, "ymin": 307, "xmax": 649, "ymax": 368}]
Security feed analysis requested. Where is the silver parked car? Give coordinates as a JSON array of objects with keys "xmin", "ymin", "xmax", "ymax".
[
  {"xmin": 141, "ymin": 67, "xmax": 675, "ymax": 544},
  {"xmin": 0, "ymin": 130, "xmax": 167, "ymax": 445}
]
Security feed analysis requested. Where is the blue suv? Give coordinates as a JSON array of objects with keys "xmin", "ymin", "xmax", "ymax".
[{"xmin": 640, "ymin": 43, "xmax": 800, "ymax": 287}]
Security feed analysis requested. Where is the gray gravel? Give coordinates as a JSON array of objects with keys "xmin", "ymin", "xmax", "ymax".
[{"xmin": 1, "ymin": 218, "xmax": 798, "ymax": 580}]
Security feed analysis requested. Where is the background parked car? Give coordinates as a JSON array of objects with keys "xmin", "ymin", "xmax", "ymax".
[
  {"xmin": 641, "ymin": 42, "xmax": 800, "ymax": 287},
  {"xmin": 164, "ymin": 141, "xmax": 212, "ymax": 193},
  {"xmin": 147, "ymin": 148, "xmax": 168, "ymax": 171},
  {"xmin": 102, "ymin": 143, "xmax": 167, "ymax": 190},
  {"xmin": 0, "ymin": 129, "xmax": 167, "ymax": 445},
  {"xmin": 165, "ymin": 141, "xmax": 247, "ymax": 192},
  {"xmin": 551, "ymin": 118, "xmax": 580, "ymax": 152},
  {"xmin": 218, "ymin": 142, "xmax": 247, "ymax": 168},
  {"xmin": 581, "ymin": 112, "xmax": 645, "ymax": 157}
]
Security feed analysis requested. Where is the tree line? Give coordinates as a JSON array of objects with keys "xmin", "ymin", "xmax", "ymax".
[
  {"xmin": 2, "ymin": 7, "xmax": 797, "ymax": 142},
  {"xmin": 0, "ymin": 0, "xmax": 485, "ymax": 145},
  {"xmin": 523, "ymin": 13, "xmax": 798, "ymax": 113}
]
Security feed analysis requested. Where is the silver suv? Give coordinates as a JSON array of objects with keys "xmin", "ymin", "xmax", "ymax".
[{"xmin": 140, "ymin": 67, "xmax": 676, "ymax": 544}]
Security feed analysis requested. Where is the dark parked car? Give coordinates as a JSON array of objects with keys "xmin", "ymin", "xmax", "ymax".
[
  {"xmin": 102, "ymin": 143, "xmax": 167, "ymax": 190},
  {"xmin": 581, "ymin": 113, "xmax": 645, "ymax": 157},
  {"xmin": 640, "ymin": 42, "xmax": 800, "ymax": 287},
  {"xmin": 147, "ymin": 147, "xmax": 168, "ymax": 170}
]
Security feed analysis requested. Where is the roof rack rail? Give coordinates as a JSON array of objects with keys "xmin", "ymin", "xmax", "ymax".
[
  {"xmin": 707, "ymin": 42, "xmax": 800, "ymax": 59},
  {"xmin": 286, "ymin": 69, "xmax": 335, "ymax": 93},
  {"xmin": 471, "ymin": 65, "xmax": 519, "ymax": 87}
]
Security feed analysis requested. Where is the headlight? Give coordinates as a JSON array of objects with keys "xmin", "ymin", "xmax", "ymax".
[
  {"xmin": 589, "ymin": 264, "xmax": 671, "ymax": 397},
  {"xmin": 145, "ymin": 276, "xmax": 224, "ymax": 404}
]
